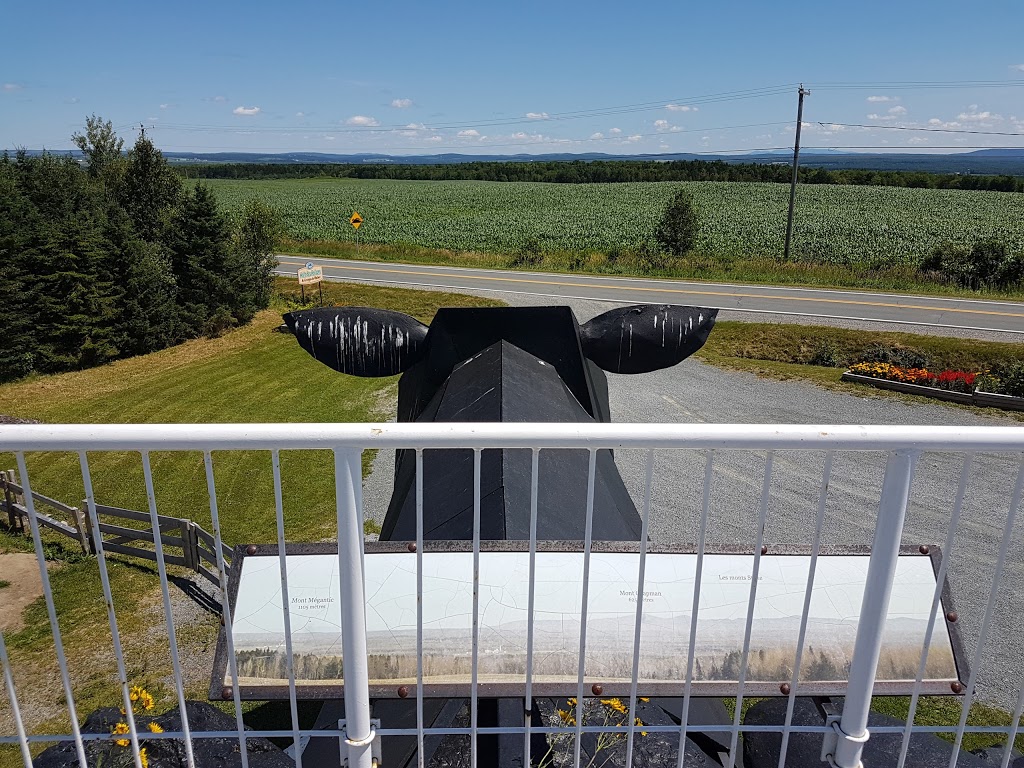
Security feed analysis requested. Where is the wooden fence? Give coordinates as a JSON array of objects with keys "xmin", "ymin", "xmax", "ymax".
[{"xmin": 0, "ymin": 469, "xmax": 230, "ymax": 586}]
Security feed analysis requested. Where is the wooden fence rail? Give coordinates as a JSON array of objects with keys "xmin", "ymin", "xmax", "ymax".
[{"xmin": 0, "ymin": 470, "xmax": 230, "ymax": 586}]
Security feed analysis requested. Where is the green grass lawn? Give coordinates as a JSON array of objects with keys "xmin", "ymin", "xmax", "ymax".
[{"xmin": 0, "ymin": 279, "xmax": 502, "ymax": 762}]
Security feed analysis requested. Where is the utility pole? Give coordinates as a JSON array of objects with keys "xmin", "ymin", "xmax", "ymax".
[{"xmin": 783, "ymin": 84, "xmax": 810, "ymax": 260}]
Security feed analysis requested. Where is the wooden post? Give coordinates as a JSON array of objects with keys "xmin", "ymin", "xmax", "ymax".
[
  {"xmin": 80, "ymin": 499, "xmax": 96, "ymax": 554},
  {"xmin": 8, "ymin": 469, "xmax": 23, "ymax": 532},
  {"xmin": 6, "ymin": 473, "xmax": 22, "ymax": 532},
  {"xmin": 180, "ymin": 519, "xmax": 200, "ymax": 572},
  {"xmin": 2, "ymin": 471, "xmax": 13, "ymax": 531},
  {"xmin": 70, "ymin": 506, "xmax": 90, "ymax": 554}
]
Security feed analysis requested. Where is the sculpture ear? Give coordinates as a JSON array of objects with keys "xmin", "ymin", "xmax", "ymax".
[
  {"xmin": 579, "ymin": 304, "xmax": 718, "ymax": 374},
  {"xmin": 283, "ymin": 307, "xmax": 429, "ymax": 377}
]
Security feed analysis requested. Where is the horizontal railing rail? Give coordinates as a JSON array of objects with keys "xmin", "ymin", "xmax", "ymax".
[{"xmin": 0, "ymin": 422, "xmax": 1021, "ymax": 768}]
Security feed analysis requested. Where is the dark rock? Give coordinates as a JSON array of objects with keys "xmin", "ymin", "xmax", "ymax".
[
  {"xmin": 34, "ymin": 701, "xmax": 293, "ymax": 767},
  {"xmin": 969, "ymin": 744, "xmax": 1024, "ymax": 766},
  {"xmin": 743, "ymin": 698, "xmax": 989, "ymax": 768},
  {"xmin": 0, "ymin": 415, "xmax": 40, "ymax": 425},
  {"xmin": 534, "ymin": 697, "xmax": 714, "ymax": 768}
]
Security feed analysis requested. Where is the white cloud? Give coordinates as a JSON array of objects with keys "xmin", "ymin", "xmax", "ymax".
[
  {"xmin": 425, "ymin": 135, "xmax": 443, "ymax": 142},
  {"xmin": 526, "ymin": 112, "xmax": 549, "ymax": 119},
  {"xmin": 457, "ymin": 129, "xmax": 480, "ymax": 137},
  {"xmin": 391, "ymin": 98, "xmax": 413, "ymax": 108},
  {"xmin": 589, "ymin": 132, "xmax": 604, "ymax": 140},
  {"xmin": 866, "ymin": 113, "xmax": 882, "ymax": 120},
  {"xmin": 609, "ymin": 127, "xmax": 622, "ymax": 135},
  {"xmin": 888, "ymin": 105, "xmax": 907, "ymax": 115},
  {"xmin": 405, "ymin": 122, "xmax": 426, "ymax": 130},
  {"xmin": 2, "ymin": 83, "xmax": 22, "ymax": 92},
  {"xmin": 511, "ymin": 132, "xmax": 528, "ymax": 139},
  {"xmin": 346, "ymin": 115, "xmax": 380, "ymax": 126},
  {"xmin": 958, "ymin": 107, "xmax": 1001, "ymax": 121},
  {"xmin": 1010, "ymin": 64, "xmax": 1024, "ymax": 72},
  {"xmin": 626, "ymin": 134, "xmax": 642, "ymax": 142},
  {"xmin": 233, "ymin": 106, "xmax": 261, "ymax": 115},
  {"xmin": 159, "ymin": 103, "xmax": 170, "ymax": 110},
  {"xmin": 908, "ymin": 136, "xmax": 928, "ymax": 144},
  {"xmin": 324, "ymin": 135, "xmax": 336, "ymax": 141},
  {"xmin": 213, "ymin": 95, "xmax": 228, "ymax": 103},
  {"xmin": 866, "ymin": 95, "xmax": 899, "ymax": 103},
  {"xmin": 666, "ymin": 104, "xmax": 697, "ymax": 112},
  {"xmin": 296, "ymin": 111, "xmax": 306, "ymax": 118}
]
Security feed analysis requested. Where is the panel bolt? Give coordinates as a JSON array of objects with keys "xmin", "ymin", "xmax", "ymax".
[
  {"xmin": 591, "ymin": 684, "xmax": 603, "ymax": 696},
  {"xmin": 246, "ymin": 545, "xmax": 257, "ymax": 556},
  {"xmin": 779, "ymin": 683, "xmax": 791, "ymax": 695},
  {"xmin": 919, "ymin": 545, "xmax": 930, "ymax": 555},
  {"xmin": 946, "ymin": 611, "xmax": 958, "ymax": 623},
  {"xmin": 407, "ymin": 542, "xmax": 417, "ymax": 553},
  {"xmin": 398, "ymin": 686, "xmax": 410, "ymax": 698},
  {"xmin": 222, "ymin": 686, "xmax": 233, "ymax": 700},
  {"xmin": 760, "ymin": 545, "xmax": 768, "ymax": 556},
  {"xmin": 951, "ymin": 681, "xmax": 964, "ymax": 694}
]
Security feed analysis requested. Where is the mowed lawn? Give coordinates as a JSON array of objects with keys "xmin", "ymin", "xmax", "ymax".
[
  {"xmin": 0, "ymin": 279, "xmax": 501, "ymax": 544},
  {"xmin": 0, "ymin": 280, "xmax": 501, "ymax": 756}
]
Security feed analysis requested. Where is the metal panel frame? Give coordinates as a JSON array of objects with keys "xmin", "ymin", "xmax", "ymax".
[{"xmin": 209, "ymin": 541, "xmax": 968, "ymax": 702}]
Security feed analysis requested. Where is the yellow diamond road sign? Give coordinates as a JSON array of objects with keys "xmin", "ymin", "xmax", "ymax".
[{"xmin": 350, "ymin": 211, "xmax": 363, "ymax": 230}]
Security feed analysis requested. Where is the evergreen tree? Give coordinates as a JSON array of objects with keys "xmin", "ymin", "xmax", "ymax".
[
  {"xmin": 118, "ymin": 131, "xmax": 182, "ymax": 243},
  {"xmin": 168, "ymin": 182, "xmax": 233, "ymax": 336}
]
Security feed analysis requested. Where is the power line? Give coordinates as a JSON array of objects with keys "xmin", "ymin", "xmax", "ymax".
[
  {"xmin": 144, "ymin": 84, "xmax": 797, "ymax": 135},
  {"xmin": 818, "ymin": 122, "xmax": 1024, "ymax": 137},
  {"xmin": 810, "ymin": 79, "xmax": 1024, "ymax": 90},
  {"xmin": 801, "ymin": 145, "xmax": 1024, "ymax": 150}
]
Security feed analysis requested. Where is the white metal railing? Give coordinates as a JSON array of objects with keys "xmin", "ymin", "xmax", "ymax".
[{"xmin": 0, "ymin": 422, "xmax": 1022, "ymax": 768}]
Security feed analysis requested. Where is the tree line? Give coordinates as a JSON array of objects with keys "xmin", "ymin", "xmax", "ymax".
[
  {"xmin": 185, "ymin": 158, "xmax": 1024, "ymax": 193},
  {"xmin": 0, "ymin": 117, "xmax": 281, "ymax": 383}
]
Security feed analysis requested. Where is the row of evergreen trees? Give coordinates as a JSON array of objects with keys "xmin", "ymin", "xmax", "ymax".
[
  {"xmin": 189, "ymin": 158, "xmax": 1024, "ymax": 193},
  {"xmin": 0, "ymin": 117, "xmax": 281, "ymax": 383}
]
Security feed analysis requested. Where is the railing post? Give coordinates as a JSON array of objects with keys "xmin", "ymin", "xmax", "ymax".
[
  {"xmin": 828, "ymin": 450, "xmax": 919, "ymax": 768},
  {"xmin": 335, "ymin": 448, "xmax": 374, "ymax": 768}
]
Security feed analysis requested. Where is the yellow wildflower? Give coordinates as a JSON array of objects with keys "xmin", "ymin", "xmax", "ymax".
[
  {"xmin": 601, "ymin": 698, "xmax": 627, "ymax": 714},
  {"xmin": 139, "ymin": 746, "xmax": 149, "ymax": 768},
  {"xmin": 112, "ymin": 721, "xmax": 130, "ymax": 748},
  {"xmin": 147, "ymin": 722, "xmax": 163, "ymax": 734},
  {"xmin": 639, "ymin": 697, "xmax": 649, "ymax": 702},
  {"xmin": 635, "ymin": 717, "xmax": 647, "ymax": 737},
  {"xmin": 557, "ymin": 708, "xmax": 576, "ymax": 726}
]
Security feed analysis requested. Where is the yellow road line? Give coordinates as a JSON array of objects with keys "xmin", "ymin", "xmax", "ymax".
[{"xmin": 277, "ymin": 259, "xmax": 1024, "ymax": 320}]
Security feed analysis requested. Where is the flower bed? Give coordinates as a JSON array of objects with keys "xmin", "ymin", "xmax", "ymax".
[{"xmin": 843, "ymin": 362, "xmax": 1024, "ymax": 411}]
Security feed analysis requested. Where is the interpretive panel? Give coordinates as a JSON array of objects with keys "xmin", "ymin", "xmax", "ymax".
[{"xmin": 213, "ymin": 547, "xmax": 962, "ymax": 699}]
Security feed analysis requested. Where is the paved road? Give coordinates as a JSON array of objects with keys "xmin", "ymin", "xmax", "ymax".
[
  {"xmin": 359, "ymin": 294, "xmax": 1024, "ymax": 711},
  {"xmin": 276, "ymin": 255, "xmax": 1024, "ymax": 339}
]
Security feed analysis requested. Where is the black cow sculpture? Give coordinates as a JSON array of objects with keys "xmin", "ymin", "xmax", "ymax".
[
  {"xmin": 283, "ymin": 304, "xmax": 726, "ymax": 767},
  {"xmin": 284, "ymin": 304, "xmax": 718, "ymax": 543}
]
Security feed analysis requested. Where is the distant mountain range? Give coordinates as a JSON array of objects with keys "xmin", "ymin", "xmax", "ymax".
[{"xmin": 11, "ymin": 147, "xmax": 1024, "ymax": 175}]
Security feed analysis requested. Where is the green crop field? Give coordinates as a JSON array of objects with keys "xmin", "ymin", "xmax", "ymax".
[{"xmin": 204, "ymin": 178, "xmax": 1024, "ymax": 267}]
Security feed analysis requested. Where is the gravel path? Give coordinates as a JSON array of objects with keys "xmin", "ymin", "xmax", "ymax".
[{"xmin": 361, "ymin": 294, "xmax": 1024, "ymax": 710}]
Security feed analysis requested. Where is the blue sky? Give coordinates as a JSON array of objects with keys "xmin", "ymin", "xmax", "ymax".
[{"xmin": 2, "ymin": 0, "xmax": 1022, "ymax": 155}]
